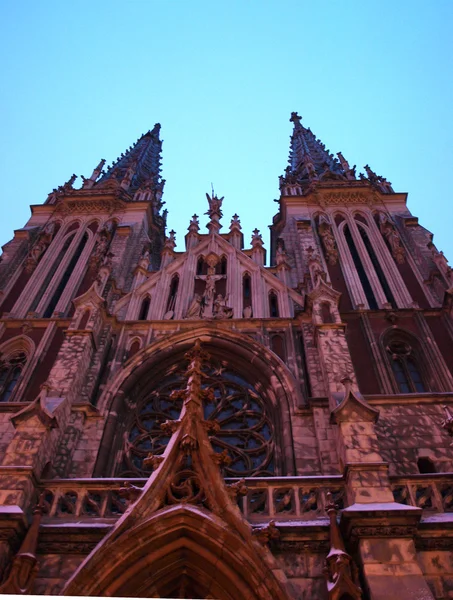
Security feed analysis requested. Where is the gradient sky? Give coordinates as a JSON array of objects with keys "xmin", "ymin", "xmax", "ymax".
[{"xmin": 1, "ymin": 0, "xmax": 452, "ymax": 265}]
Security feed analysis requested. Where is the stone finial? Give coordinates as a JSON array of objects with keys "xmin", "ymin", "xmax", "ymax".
[
  {"xmin": 163, "ymin": 230, "xmax": 176, "ymax": 252},
  {"xmin": 229, "ymin": 214, "xmax": 241, "ymax": 230},
  {"xmin": 82, "ymin": 159, "xmax": 106, "ymax": 189},
  {"xmin": 251, "ymin": 228, "xmax": 263, "ymax": 248},
  {"xmin": 188, "ymin": 214, "xmax": 199, "ymax": 234},
  {"xmin": 290, "ymin": 111, "xmax": 302, "ymax": 125},
  {"xmin": 324, "ymin": 491, "xmax": 362, "ymax": 600}
]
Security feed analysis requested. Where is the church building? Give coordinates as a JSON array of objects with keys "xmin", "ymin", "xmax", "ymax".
[{"xmin": 0, "ymin": 113, "xmax": 452, "ymax": 599}]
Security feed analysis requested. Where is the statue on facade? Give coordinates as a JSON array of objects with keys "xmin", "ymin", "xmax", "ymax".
[
  {"xmin": 318, "ymin": 217, "xmax": 338, "ymax": 266},
  {"xmin": 310, "ymin": 256, "xmax": 327, "ymax": 288},
  {"xmin": 25, "ymin": 222, "xmax": 56, "ymax": 273},
  {"xmin": 186, "ymin": 294, "xmax": 203, "ymax": 319},
  {"xmin": 379, "ymin": 214, "xmax": 405, "ymax": 264},
  {"xmin": 213, "ymin": 294, "xmax": 233, "ymax": 319},
  {"xmin": 205, "ymin": 192, "xmax": 223, "ymax": 220},
  {"xmin": 90, "ymin": 232, "xmax": 110, "ymax": 268}
]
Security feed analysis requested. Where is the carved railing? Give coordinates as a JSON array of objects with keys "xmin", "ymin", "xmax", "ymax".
[
  {"xmin": 38, "ymin": 475, "xmax": 345, "ymax": 522},
  {"xmin": 390, "ymin": 474, "xmax": 453, "ymax": 513}
]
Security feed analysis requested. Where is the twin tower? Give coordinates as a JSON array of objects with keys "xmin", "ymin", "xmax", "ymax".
[{"xmin": 0, "ymin": 114, "xmax": 452, "ymax": 599}]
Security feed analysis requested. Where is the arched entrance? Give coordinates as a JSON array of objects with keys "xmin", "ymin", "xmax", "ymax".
[{"xmin": 63, "ymin": 505, "xmax": 292, "ymax": 599}]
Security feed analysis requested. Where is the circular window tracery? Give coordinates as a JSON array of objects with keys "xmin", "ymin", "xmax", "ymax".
[{"xmin": 119, "ymin": 360, "xmax": 275, "ymax": 477}]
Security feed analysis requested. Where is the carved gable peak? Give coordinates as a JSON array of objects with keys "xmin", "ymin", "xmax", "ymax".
[
  {"xmin": 72, "ymin": 282, "xmax": 106, "ymax": 310},
  {"xmin": 308, "ymin": 280, "xmax": 341, "ymax": 303},
  {"xmin": 11, "ymin": 385, "xmax": 60, "ymax": 429},
  {"xmin": 331, "ymin": 377, "xmax": 379, "ymax": 424}
]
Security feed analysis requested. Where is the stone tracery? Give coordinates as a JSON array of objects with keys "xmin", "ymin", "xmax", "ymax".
[{"xmin": 119, "ymin": 358, "xmax": 275, "ymax": 478}]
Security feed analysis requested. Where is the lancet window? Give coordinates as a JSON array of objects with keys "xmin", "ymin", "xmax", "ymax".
[
  {"xmin": 118, "ymin": 359, "xmax": 275, "ymax": 478},
  {"xmin": 43, "ymin": 232, "xmax": 88, "ymax": 318},
  {"xmin": 0, "ymin": 351, "xmax": 27, "ymax": 402},
  {"xmin": 29, "ymin": 233, "xmax": 76, "ymax": 313},
  {"xmin": 242, "ymin": 273, "xmax": 252, "ymax": 309},
  {"xmin": 269, "ymin": 291, "xmax": 279, "ymax": 318},
  {"xmin": 344, "ymin": 225, "xmax": 378, "ymax": 309},
  {"xmin": 166, "ymin": 274, "xmax": 179, "ymax": 313},
  {"xmin": 356, "ymin": 223, "xmax": 396, "ymax": 308},
  {"xmin": 138, "ymin": 296, "xmax": 150, "ymax": 321},
  {"xmin": 386, "ymin": 339, "xmax": 426, "ymax": 393}
]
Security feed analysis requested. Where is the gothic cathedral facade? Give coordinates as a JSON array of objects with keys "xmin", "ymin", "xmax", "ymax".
[{"xmin": 0, "ymin": 114, "xmax": 452, "ymax": 599}]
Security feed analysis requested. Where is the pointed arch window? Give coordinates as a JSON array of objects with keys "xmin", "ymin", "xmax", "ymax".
[
  {"xmin": 387, "ymin": 340, "xmax": 426, "ymax": 393},
  {"xmin": 0, "ymin": 351, "xmax": 27, "ymax": 402},
  {"xmin": 220, "ymin": 256, "xmax": 227, "ymax": 275},
  {"xmin": 269, "ymin": 291, "xmax": 279, "ymax": 318},
  {"xmin": 43, "ymin": 232, "xmax": 89, "ymax": 318},
  {"xmin": 166, "ymin": 275, "xmax": 179, "ymax": 313},
  {"xmin": 344, "ymin": 225, "xmax": 378, "ymax": 309},
  {"xmin": 243, "ymin": 273, "xmax": 252, "ymax": 308},
  {"xmin": 138, "ymin": 296, "xmax": 151, "ymax": 321},
  {"xmin": 29, "ymin": 233, "xmax": 76, "ymax": 313},
  {"xmin": 357, "ymin": 223, "xmax": 396, "ymax": 308},
  {"xmin": 196, "ymin": 257, "xmax": 205, "ymax": 276}
]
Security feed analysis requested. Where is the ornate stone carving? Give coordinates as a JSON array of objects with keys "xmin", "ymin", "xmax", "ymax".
[
  {"xmin": 378, "ymin": 213, "xmax": 405, "ymax": 264},
  {"xmin": 324, "ymin": 492, "xmax": 362, "ymax": 600},
  {"xmin": 252, "ymin": 520, "xmax": 280, "ymax": 545},
  {"xmin": 118, "ymin": 354, "xmax": 275, "ymax": 478},
  {"xmin": 318, "ymin": 217, "xmax": 339, "ymax": 265}
]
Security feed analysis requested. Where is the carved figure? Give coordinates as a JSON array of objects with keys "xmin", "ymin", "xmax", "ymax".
[
  {"xmin": 310, "ymin": 259, "xmax": 327, "ymax": 288},
  {"xmin": 379, "ymin": 217, "xmax": 405, "ymax": 264},
  {"xmin": 186, "ymin": 294, "xmax": 203, "ymax": 319},
  {"xmin": 203, "ymin": 275, "xmax": 216, "ymax": 305},
  {"xmin": 213, "ymin": 294, "xmax": 233, "ymax": 319},
  {"xmin": 318, "ymin": 221, "xmax": 339, "ymax": 265},
  {"xmin": 205, "ymin": 192, "xmax": 224, "ymax": 219}
]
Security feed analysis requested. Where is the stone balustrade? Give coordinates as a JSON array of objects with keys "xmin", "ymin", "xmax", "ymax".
[
  {"xmin": 390, "ymin": 473, "xmax": 453, "ymax": 512},
  {"xmin": 38, "ymin": 475, "xmax": 346, "ymax": 521}
]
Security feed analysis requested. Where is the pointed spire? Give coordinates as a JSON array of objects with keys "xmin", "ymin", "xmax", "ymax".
[
  {"xmin": 281, "ymin": 113, "xmax": 355, "ymax": 192},
  {"xmin": 97, "ymin": 123, "xmax": 164, "ymax": 200}
]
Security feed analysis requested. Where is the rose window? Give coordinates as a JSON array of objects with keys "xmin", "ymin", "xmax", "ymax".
[{"xmin": 119, "ymin": 361, "xmax": 275, "ymax": 477}]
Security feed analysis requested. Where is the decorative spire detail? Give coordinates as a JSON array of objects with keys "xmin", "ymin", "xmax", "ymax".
[
  {"xmin": 281, "ymin": 112, "xmax": 349, "ymax": 191},
  {"xmin": 97, "ymin": 123, "xmax": 164, "ymax": 200},
  {"xmin": 251, "ymin": 228, "xmax": 263, "ymax": 248},
  {"xmin": 205, "ymin": 190, "xmax": 223, "ymax": 234},
  {"xmin": 188, "ymin": 214, "xmax": 200, "ymax": 234},
  {"xmin": 229, "ymin": 214, "xmax": 242, "ymax": 231}
]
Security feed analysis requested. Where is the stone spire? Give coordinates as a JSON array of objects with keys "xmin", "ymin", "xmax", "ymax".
[
  {"xmin": 280, "ymin": 112, "xmax": 355, "ymax": 192},
  {"xmin": 97, "ymin": 123, "xmax": 164, "ymax": 199}
]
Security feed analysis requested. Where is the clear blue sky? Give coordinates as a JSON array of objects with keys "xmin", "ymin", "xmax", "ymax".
[{"xmin": 1, "ymin": 1, "xmax": 452, "ymax": 265}]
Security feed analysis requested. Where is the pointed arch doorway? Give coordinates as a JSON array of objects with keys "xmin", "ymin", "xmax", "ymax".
[{"xmin": 64, "ymin": 506, "xmax": 292, "ymax": 600}]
